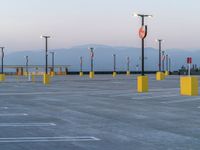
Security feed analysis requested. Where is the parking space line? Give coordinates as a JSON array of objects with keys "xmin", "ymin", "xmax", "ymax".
[
  {"xmin": 0, "ymin": 107, "xmax": 9, "ymax": 109},
  {"xmin": 110, "ymin": 91, "xmax": 178, "ymax": 97},
  {"xmin": 162, "ymin": 97, "xmax": 200, "ymax": 104},
  {"xmin": 0, "ymin": 92, "xmax": 67, "ymax": 96},
  {"xmin": 0, "ymin": 113, "xmax": 28, "ymax": 116},
  {"xmin": 0, "ymin": 136, "xmax": 100, "ymax": 143},
  {"xmin": 0, "ymin": 123, "xmax": 56, "ymax": 127},
  {"xmin": 132, "ymin": 94, "xmax": 178, "ymax": 100},
  {"xmin": 149, "ymin": 88, "xmax": 179, "ymax": 92}
]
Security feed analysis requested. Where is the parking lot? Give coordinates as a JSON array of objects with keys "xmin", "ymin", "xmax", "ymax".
[{"xmin": 0, "ymin": 74, "xmax": 200, "ymax": 150}]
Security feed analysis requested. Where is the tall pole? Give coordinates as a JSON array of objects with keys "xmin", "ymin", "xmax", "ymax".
[
  {"xmin": 169, "ymin": 58, "xmax": 171, "ymax": 72},
  {"xmin": 41, "ymin": 36, "xmax": 50, "ymax": 74},
  {"xmin": 113, "ymin": 54, "xmax": 116, "ymax": 72},
  {"xmin": 133, "ymin": 13, "xmax": 152, "ymax": 76},
  {"xmin": 89, "ymin": 47, "xmax": 94, "ymax": 72},
  {"xmin": 156, "ymin": 39, "xmax": 163, "ymax": 72},
  {"xmin": 127, "ymin": 57, "xmax": 130, "ymax": 72},
  {"xmin": 80, "ymin": 56, "xmax": 83, "ymax": 72},
  {"xmin": 166, "ymin": 54, "xmax": 169, "ymax": 71},
  {"xmin": 25, "ymin": 56, "xmax": 28, "ymax": 74},
  {"xmin": 0, "ymin": 47, "xmax": 4, "ymax": 74},
  {"xmin": 162, "ymin": 51, "xmax": 165, "ymax": 72},
  {"xmin": 141, "ymin": 16, "xmax": 145, "ymax": 76},
  {"xmin": 50, "ymin": 52, "xmax": 55, "ymax": 72}
]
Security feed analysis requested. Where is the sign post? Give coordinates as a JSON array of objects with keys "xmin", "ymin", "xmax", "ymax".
[{"xmin": 187, "ymin": 57, "xmax": 192, "ymax": 76}]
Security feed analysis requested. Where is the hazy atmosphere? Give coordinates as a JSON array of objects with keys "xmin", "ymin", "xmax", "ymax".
[{"xmin": 0, "ymin": 0, "xmax": 200, "ymax": 52}]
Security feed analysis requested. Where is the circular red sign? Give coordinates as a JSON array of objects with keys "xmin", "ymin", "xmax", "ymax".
[{"xmin": 139, "ymin": 26, "xmax": 147, "ymax": 39}]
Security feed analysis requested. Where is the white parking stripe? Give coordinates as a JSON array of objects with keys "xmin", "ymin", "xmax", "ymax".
[
  {"xmin": 132, "ymin": 94, "xmax": 178, "ymax": 100},
  {"xmin": 0, "ymin": 136, "xmax": 100, "ymax": 143},
  {"xmin": 0, "ymin": 92, "xmax": 67, "ymax": 96},
  {"xmin": 0, "ymin": 107, "xmax": 8, "ymax": 109},
  {"xmin": 0, "ymin": 123, "xmax": 56, "ymax": 127},
  {"xmin": 0, "ymin": 113, "xmax": 28, "ymax": 116},
  {"xmin": 162, "ymin": 97, "xmax": 200, "ymax": 104}
]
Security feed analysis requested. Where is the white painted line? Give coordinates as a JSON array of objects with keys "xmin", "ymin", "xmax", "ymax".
[
  {"xmin": 0, "ymin": 113, "xmax": 28, "ymax": 116},
  {"xmin": 0, "ymin": 136, "xmax": 100, "ymax": 143},
  {"xmin": 0, "ymin": 92, "xmax": 67, "ymax": 96},
  {"xmin": 110, "ymin": 91, "xmax": 178, "ymax": 97},
  {"xmin": 0, "ymin": 123, "xmax": 56, "ymax": 127},
  {"xmin": 112, "ymin": 82, "xmax": 122, "ymax": 84},
  {"xmin": 162, "ymin": 97, "xmax": 200, "ymax": 104},
  {"xmin": 132, "ymin": 94, "xmax": 178, "ymax": 100},
  {"xmin": 149, "ymin": 88, "xmax": 179, "ymax": 92},
  {"xmin": 0, "ymin": 107, "xmax": 8, "ymax": 109}
]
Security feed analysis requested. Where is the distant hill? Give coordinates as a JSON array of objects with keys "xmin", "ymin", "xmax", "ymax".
[{"xmin": 4, "ymin": 44, "xmax": 200, "ymax": 71}]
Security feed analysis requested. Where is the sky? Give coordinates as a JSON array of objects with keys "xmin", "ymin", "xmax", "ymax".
[{"xmin": 0, "ymin": 0, "xmax": 200, "ymax": 52}]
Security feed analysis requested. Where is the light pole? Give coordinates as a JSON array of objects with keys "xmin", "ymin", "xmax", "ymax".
[
  {"xmin": 156, "ymin": 39, "xmax": 163, "ymax": 72},
  {"xmin": 41, "ymin": 35, "xmax": 51, "ymax": 84},
  {"xmin": 89, "ymin": 47, "xmax": 94, "ymax": 78},
  {"xmin": 166, "ymin": 54, "xmax": 169, "ymax": 72},
  {"xmin": 162, "ymin": 51, "xmax": 165, "ymax": 72},
  {"xmin": 89, "ymin": 47, "xmax": 94, "ymax": 72},
  {"xmin": 80, "ymin": 56, "xmax": 84, "ymax": 77},
  {"xmin": 50, "ymin": 52, "xmax": 55, "ymax": 73},
  {"xmin": 80, "ymin": 56, "xmax": 83, "ymax": 72},
  {"xmin": 41, "ymin": 35, "xmax": 50, "ymax": 74},
  {"xmin": 112, "ymin": 54, "xmax": 117, "ymax": 77},
  {"xmin": 127, "ymin": 57, "xmax": 130, "ymax": 75},
  {"xmin": 133, "ymin": 13, "xmax": 153, "ymax": 76},
  {"xmin": 113, "ymin": 54, "xmax": 116, "ymax": 72},
  {"xmin": 0, "ymin": 47, "xmax": 4, "ymax": 74},
  {"xmin": 25, "ymin": 56, "xmax": 29, "ymax": 75},
  {"xmin": 169, "ymin": 57, "xmax": 171, "ymax": 72}
]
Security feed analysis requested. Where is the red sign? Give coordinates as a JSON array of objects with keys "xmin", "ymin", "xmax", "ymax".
[
  {"xmin": 187, "ymin": 57, "xmax": 192, "ymax": 64},
  {"xmin": 139, "ymin": 26, "xmax": 147, "ymax": 39}
]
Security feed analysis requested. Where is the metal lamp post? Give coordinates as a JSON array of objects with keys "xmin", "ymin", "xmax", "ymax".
[
  {"xmin": 133, "ymin": 13, "xmax": 153, "ymax": 76},
  {"xmin": 126, "ymin": 57, "xmax": 131, "ymax": 76},
  {"xmin": 80, "ymin": 56, "xmax": 83, "ymax": 72},
  {"xmin": 89, "ymin": 47, "xmax": 95, "ymax": 78},
  {"xmin": 112, "ymin": 54, "xmax": 117, "ymax": 77},
  {"xmin": 41, "ymin": 35, "xmax": 51, "ymax": 84},
  {"xmin": 80, "ymin": 56, "xmax": 84, "ymax": 77},
  {"xmin": 156, "ymin": 39, "xmax": 163, "ymax": 72},
  {"xmin": 50, "ymin": 52, "xmax": 55, "ymax": 73},
  {"xmin": 162, "ymin": 51, "xmax": 165, "ymax": 72},
  {"xmin": 25, "ymin": 56, "xmax": 29, "ymax": 75},
  {"xmin": 113, "ymin": 54, "xmax": 116, "ymax": 72},
  {"xmin": 41, "ymin": 36, "xmax": 50, "ymax": 74},
  {"xmin": 89, "ymin": 47, "xmax": 94, "ymax": 72},
  {"xmin": 166, "ymin": 54, "xmax": 169, "ymax": 72},
  {"xmin": 0, "ymin": 47, "xmax": 4, "ymax": 74}
]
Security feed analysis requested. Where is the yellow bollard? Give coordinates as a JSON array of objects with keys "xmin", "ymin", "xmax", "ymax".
[
  {"xmin": 126, "ymin": 71, "xmax": 131, "ymax": 76},
  {"xmin": 180, "ymin": 76, "xmax": 198, "ymax": 96},
  {"xmin": 24, "ymin": 72, "xmax": 28, "ymax": 76},
  {"xmin": 0, "ymin": 74, "xmax": 5, "ymax": 81},
  {"xmin": 137, "ymin": 76, "xmax": 149, "ymax": 93},
  {"xmin": 156, "ymin": 72, "xmax": 165, "ymax": 80},
  {"xmin": 112, "ymin": 72, "xmax": 117, "ymax": 78},
  {"xmin": 31, "ymin": 74, "xmax": 35, "ymax": 82},
  {"xmin": 80, "ymin": 72, "xmax": 84, "ymax": 77},
  {"xmin": 165, "ymin": 71, "xmax": 169, "ymax": 76},
  {"xmin": 89, "ymin": 71, "xmax": 95, "ymax": 79},
  {"xmin": 43, "ymin": 73, "xmax": 51, "ymax": 85},
  {"xmin": 50, "ymin": 71, "xmax": 55, "ymax": 77}
]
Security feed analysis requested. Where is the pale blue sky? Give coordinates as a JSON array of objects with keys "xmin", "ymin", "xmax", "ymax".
[{"xmin": 0, "ymin": 0, "xmax": 200, "ymax": 52}]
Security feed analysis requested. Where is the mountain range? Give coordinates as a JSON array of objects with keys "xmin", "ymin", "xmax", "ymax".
[{"xmin": 4, "ymin": 44, "xmax": 200, "ymax": 72}]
